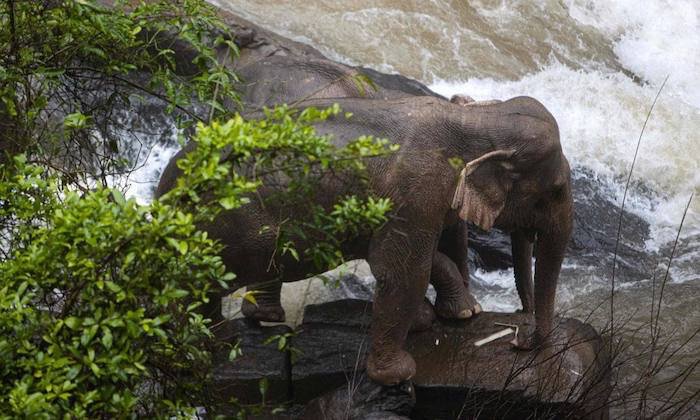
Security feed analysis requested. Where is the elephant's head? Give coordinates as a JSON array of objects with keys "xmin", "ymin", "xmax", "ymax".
[{"xmin": 451, "ymin": 96, "xmax": 573, "ymax": 239}]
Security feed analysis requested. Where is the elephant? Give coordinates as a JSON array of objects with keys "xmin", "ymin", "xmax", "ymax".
[
  {"xmin": 156, "ymin": 94, "xmax": 573, "ymax": 385},
  {"xmin": 450, "ymin": 93, "xmax": 503, "ymax": 107},
  {"xmin": 234, "ymin": 55, "xmax": 481, "ymax": 320},
  {"xmin": 235, "ymin": 54, "xmax": 441, "ymax": 109}
]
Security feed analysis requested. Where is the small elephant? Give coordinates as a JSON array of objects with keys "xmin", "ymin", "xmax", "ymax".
[{"xmin": 157, "ymin": 95, "xmax": 573, "ymax": 385}]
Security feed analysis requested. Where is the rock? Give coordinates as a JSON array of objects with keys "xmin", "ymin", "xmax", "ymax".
[
  {"xmin": 210, "ymin": 299, "xmax": 610, "ymax": 418},
  {"xmin": 407, "ymin": 312, "xmax": 611, "ymax": 419},
  {"xmin": 210, "ymin": 319, "xmax": 293, "ymax": 408},
  {"xmin": 468, "ymin": 226, "xmax": 513, "ymax": 271},
  {"xmin": 301, "ymin": 373, "xmax": 415, "ymax": 420},
  {"xmin": 222, "ymin": 260, "xmax": 375, "ymax": 326},
  {"xmin": 213, "ymin": 7, "xmax": 327, "ymax": 68},
  {"xmin": 568, "ymin": 170, "xmax": 656, "ymax": 281},
  {"xmin": 293, "ymin": 299, "xmax": 610, "ymax": 419},
  {"xmin": 292, "ymin": 299, "xmax": 373, "ymax": 403},
  {"xmin": 301, "ymin": 298, "xmax": 373, "ymax": 328}
]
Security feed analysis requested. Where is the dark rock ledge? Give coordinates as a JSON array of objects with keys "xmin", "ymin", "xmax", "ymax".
[{"xmin": 212, "ymin": 299, "xmax": 611, "ymax": 419}]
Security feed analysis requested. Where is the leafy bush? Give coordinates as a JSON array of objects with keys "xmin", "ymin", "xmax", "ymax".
[
  {"xmin": 0, "ymin": 104, "xmax": 394, "ymax": 416},
  {"xmin": 0, "ymin": 0, "xmax": 238, "ymax": 182},
  {"xmin": 0, "ymin": 1, "xmax": 395, "ymax": 416},
  {"xmin": 0, "ymin": 155, "xmax": 228, "ymax": 417}
]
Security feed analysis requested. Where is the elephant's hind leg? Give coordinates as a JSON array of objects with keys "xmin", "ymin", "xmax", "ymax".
[
  {"xmin": 431, "ymin": 251, "xmax": 481, "ymax": 319},
  {"xmin": 241, "ymin": 280, "xmax": 285, "ymax": 322}
]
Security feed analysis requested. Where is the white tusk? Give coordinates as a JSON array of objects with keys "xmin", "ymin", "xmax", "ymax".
[{"xmin": 474, "ymin": 328, "xmax": 515, "ymax": 347}]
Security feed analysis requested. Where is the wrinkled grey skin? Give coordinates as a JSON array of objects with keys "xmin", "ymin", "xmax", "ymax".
[
  {"xmin": 157, "ymin": 95, "xmax": 573, "ymax": 385},
  {"xmin": 236, "ymin": 55, "xmax": 441, "ymax": 109}
]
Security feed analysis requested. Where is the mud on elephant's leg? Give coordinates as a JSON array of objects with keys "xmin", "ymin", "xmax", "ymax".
[
  {"xmin": 241, "ymin": 280, "xmax": 285, "ymax": 323},
  {"xmin": 431, "ymin": 251, "xmax": 481, "ymax": 319}
]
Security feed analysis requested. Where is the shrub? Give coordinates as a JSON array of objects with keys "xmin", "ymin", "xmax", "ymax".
[{"xmin": 0, "ymin": 104, "xmax": 394, "ymax": 416}]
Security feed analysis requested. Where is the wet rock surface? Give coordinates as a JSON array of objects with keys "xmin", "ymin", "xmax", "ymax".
[
  {"xmin": 212, "ymin": 299, "xmax": 610, "ymax": 419},
  {"xmin": 210, "ymin": 319, "xmax": 293, "ymax": 406},
  {"xmin": 408, "ymin": 313, "xmax": 610, "ymax": 419},
  {"xmin": 568, "ymin": 170, "xmax": 656, "ymax": 281},
  {"xmin": 301, "ymin": 374, "xmax": 415, "ymax": 420},
  {"xmin": 292, "ymin": 299, "xmax": 373, "ymax": 403}
]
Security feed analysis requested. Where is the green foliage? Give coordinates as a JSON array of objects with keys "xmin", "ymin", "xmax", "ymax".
[
  {"xmin": 0, "ymin": 0, "xmax": 397, "ymax": 416},
  {"xmin": 0, "ymin": 105, "xmax": 396, "ymax": 415},
  {"xmin": 0, "ymin": 155, "xmax": 233, "ymax": 417},
  {"xmin": 0, "ymin": 0, "xmax": 238, "ymax": 184},
  {"xmin": 162, "ymin": 104, "xmax": 395, "ymax": 272}
]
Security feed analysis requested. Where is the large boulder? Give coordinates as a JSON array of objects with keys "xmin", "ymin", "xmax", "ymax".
[{"xmin": 408, "ymin": 313, "xmax": 611, "ymax": 419}]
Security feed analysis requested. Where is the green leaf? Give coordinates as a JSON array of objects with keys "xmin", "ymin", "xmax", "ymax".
[
  {"xmin": 101, "ymin": 327, "xmax": 113, "ymax": 349},
  {"xmin": 218, "ymin": 196, "xmax": 238, "ymax": 210},
  {"xmin": 258, "ymin": 377, "xmax": 269, "ymax": 399},
  {"xmin": 165, "ymin": 237, "xmax": 187, "ymax": 254},
  {"xmin": 63, "ymin": 112, "xmax": 91, "ymax": 129},
  {"xmin": 64, "ymin": 317, "xmax": 80, "ymax": 330},
  {"xmin": 243, "ymin": 291, "xmax": 257, "ymax": 305},
  {"xmin": 111, "ymin": 190, "xmax": 126, "ymax": 206}
]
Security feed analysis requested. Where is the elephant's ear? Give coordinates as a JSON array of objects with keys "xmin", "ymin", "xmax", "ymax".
[{"xmin": 451, "ymin": 149, "xmax": 515, "ymax": 231}]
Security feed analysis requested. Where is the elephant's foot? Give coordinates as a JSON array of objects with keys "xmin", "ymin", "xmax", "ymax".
[
  {"xmin": 410, "ymin": 298, "xmax": 436, "ymax": 331},
  {"xmin": 241, "ymin": 299, "xmax": 286, "ymax": 323},
  {"xmin": 434, "ymin": 290, "xmax": 482, "ymax": 320},
  {"xmin": 512, "ymin": 322, "xmax": 547, "ymax": 351},
  {"xmin": 367, "ymin": 349, "xmax": 416, "ymax": 386}
]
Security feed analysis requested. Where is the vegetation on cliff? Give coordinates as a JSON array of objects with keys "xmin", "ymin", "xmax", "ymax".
[{"xmin": 0, "ymin": 0, "xmax": 391, "ymax": 416}]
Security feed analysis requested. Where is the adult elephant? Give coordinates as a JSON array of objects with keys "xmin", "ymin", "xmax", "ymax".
[
  {"xmin": 157, "ymin": 95, "xmax": 573, "ymax": 385},
  {"xmin": 235, "ymin": 55, "xmax": 480, "ymax": 320},
  {"xmin": 235, "ymin": 54, "xmax": 442, "ymax": 107}
]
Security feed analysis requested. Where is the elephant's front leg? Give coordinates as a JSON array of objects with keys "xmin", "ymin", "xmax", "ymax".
[
  {"xmin": 366, "ymin": 224, "xmax": 438, "ymax": 385},
  {"xmin": 511, "ymin": 230, "xmax": 534, "ymax": 314},
  {"xmin": 532, "ymin": 229, "xmax": 567, "ymax": 345},
  {"xmin": 514, "ymin": 226, "xmax": 569, "ymax": 350}
]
